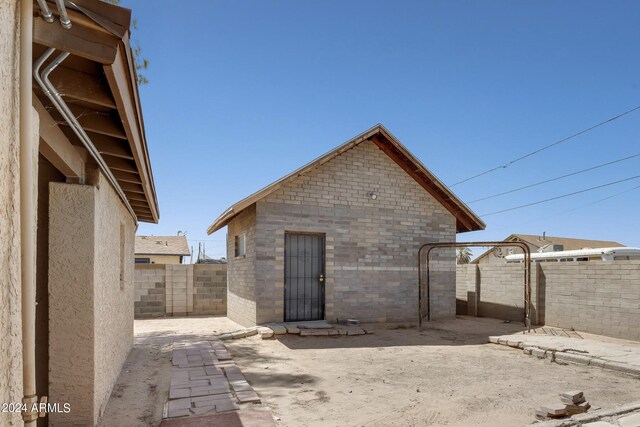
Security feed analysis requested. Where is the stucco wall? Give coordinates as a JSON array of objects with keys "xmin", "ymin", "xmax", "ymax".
[
  {"xmin": 49, "ymin": 171, "xmax": 135, "ymax": 425},
  {"xmin": 225, "ymin": 140, "xmax": 456, "ymax": 325},
  {"xmin": 227, "ymin": 205, "xmax": 258, "ymax": 326},
  {"xmin": 137, "ymin": 254, "xmax": 182, "ymax": 264},
  {"xmin": 93, "ymin": 172, "xmax": 135, "ymax": 422},
  {"xmin": 0, "ymin": 2, "xmax": 24, "ymax": 423}
]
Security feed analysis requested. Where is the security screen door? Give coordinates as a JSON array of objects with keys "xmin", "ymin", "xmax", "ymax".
[{"xmin": 284, "ymin": 233, "xmax": 325, "ymax": 321}]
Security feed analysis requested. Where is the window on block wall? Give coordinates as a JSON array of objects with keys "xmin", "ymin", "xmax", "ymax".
[{"xmin": 235, "ymin": 233, "xmax": 246, "ymax": 257}]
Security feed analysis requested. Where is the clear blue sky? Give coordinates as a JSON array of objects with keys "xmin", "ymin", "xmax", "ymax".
[{"xmin": 125, "ymin": 1, "xmax": 640, "ymax": 258}]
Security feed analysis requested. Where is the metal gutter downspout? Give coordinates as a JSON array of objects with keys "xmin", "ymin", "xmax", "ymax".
[
  {"xmin": 34, "ymin": 48, "xmax": 139, "ymax": 224},
  {"xmin": 20, "ymin": 0, "xmax": 38, "ymax": 424}
]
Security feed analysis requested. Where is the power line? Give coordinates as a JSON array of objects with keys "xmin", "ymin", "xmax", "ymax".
[
  {"xmin": 451, "ymin": 104, "xmax": 640, "ymax": 186},
  {"xmin": 480, "ymin": 174, "xmax": 640, "ymax": 217},
  {"xmin": 517, "ymin": 183, "xmax": 640, "ymax": 226},
  {"xmin": 468, "ymin": 152, "xmax": 640, "ymax": 203}
]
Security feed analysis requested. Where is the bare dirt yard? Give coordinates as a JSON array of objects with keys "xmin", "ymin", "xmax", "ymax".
[
  {"xmin": 225, "ymin": 317, "xmax": 640, "ymax": 427},
  {"xmin": 100, "ymin": 316, "xmax": 640, "ymax": 427}
]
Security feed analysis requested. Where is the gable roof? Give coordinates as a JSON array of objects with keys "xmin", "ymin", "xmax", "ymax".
[
  {"xmin": 207, "ymin": 124, "xmax": 485, "ymax": 234},
  {"xmin": 472, "ymin": 233, "xmax": 625, "ymax": 263},
  {"xmin": 135, "ymin": 236, "xmax": 190, "ymax": 256}
]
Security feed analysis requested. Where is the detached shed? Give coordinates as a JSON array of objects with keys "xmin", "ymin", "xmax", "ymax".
[{"xmin": 207, "ymin": 125, "xmax": 484, "ymax": 326}]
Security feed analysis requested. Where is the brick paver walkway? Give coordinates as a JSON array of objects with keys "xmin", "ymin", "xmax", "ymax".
[{"xmin": 167, "ymin": 340, "xmax": 261, "ymax": 418}]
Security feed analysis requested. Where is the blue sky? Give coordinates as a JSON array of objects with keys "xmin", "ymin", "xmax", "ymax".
[{"xmin": 125, "ymin": 1, "xmax": 640, "ymax": 258}]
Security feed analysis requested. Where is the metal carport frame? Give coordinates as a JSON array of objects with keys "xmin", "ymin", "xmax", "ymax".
[{"xmin": 418, "ymin": 242, "xmax": 532, "ymax": 331}]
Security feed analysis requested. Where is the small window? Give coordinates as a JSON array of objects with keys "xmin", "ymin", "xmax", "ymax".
[
  {"xmin": 135, "ymin": 258, "xmax": 151, "ymax": 264},
  {"xmin": 235, "ymin": 233, "xmax": 246, "ymax": 257}
]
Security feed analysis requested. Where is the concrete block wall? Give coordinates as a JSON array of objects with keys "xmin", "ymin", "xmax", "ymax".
[
  {"xmin": 226, "ymin": 205, "xmax": 258, "ymax": 326},
  {"xmin": 456, "ymin": 261, "xmax": 640, "ymax": 341},
  {"xmin": 542, "ymin": 261, "xmax": 640, "ymax": 341},
  {"xmin": 228, "ymin": 140, "xmax": 457, "ymax": 325},
  {"xmin": 134, "ymin": 264, "xmax": 227, "ymax": 318},
  {"xmin": 134, "ymin": 264, "xmax": 166, "ymax": 318},
  {"xmin": 193, "ymin": 264, "xmax": 227, "ymax": 315}
]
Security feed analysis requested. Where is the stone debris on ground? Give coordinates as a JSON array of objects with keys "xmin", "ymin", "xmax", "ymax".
[
  {"xmin": 535, "ymin": 390, "xmax": 592, "ymax": 421},
  {"xmin": 165, "ymin": 340, "xmax": 262, "ymax": 419},
  {"xmin": 215, "ymin": 320, "xmax": 373, "ymax": 340}
]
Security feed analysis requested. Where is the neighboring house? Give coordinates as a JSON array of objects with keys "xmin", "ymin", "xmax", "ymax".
[
  {"xmin": 135, "ymin": 236, "xmax": 191, "ymax": 264},
  {"xmin": 473, "ymin": 234, "xmax": 625, "ymax": 264},
  {"xmin": 207, "ymin": 125, "xmax": 484, "ymax": 326},
  {"xmin": 1, "ymin": 1, "xmax": 158, "ymax": 425}
]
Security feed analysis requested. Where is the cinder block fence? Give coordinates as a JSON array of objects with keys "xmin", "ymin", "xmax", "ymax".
[
  {"xmin": 134, "ymin": 264, "xmax": 227, "ymax": 318},
  {"xmin": 456, "ymin": 260, "xmax": 640, "ymax": 341}
]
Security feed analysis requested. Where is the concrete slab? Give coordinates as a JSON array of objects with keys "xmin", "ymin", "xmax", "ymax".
[{"xmin": 489, "ymin": 333, "xmax": 640, "ymax": 377}]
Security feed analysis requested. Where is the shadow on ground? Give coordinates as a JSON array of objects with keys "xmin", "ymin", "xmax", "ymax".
[{"xmin": 270, "ymin": 316, "xmax": 528, "ymax": 350}]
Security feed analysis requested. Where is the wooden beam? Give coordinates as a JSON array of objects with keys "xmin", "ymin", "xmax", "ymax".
[
  {"xmin": 33, "ymin": 10, "xmax": 119, "ymax": 64},
  {"xmin": 112, "ymin": 169, "xmax": 142, "ymax": 184},
  {"xmin": 60, "ymin": 104, "xmax": 127, "ymax": 139},
  {"xmin": 121, "ymin": 183, "xmax": 145, "ymax": 194},
  {"xmin": 125, "ymin": 193, "xmax": 149, "ymax": 203},
  {"xmin": 49, "ymin": 66, "xmax": 116, "ymax": 109},
  {"xmin": 34, "ymin": 96, "xmax": 84, "ymax": 179},
  {"xmin": 104, "ymin": 155, "xmax": 136, "ymax": 173},
  {"xmin": 87, "ymin": 131, "xmax": 133, "ymax": 159}
]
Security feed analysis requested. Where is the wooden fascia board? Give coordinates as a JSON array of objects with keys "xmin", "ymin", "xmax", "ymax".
[
  {"xmin": 34, "ymin": 9, "xmax": 119, "ymax": 64},
  {"xmin": 34, "ymin": 95, "xmax": 84, "ymax": 179},
  {"xmin": 104, "ymin": 44, "xmax": 159, "ymax": 223}
]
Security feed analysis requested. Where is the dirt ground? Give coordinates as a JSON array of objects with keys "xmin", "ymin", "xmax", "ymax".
[
  {"xmin": 100, "ymin": 316, "xmax": 640, "ymax": 427},
  {"xmin": 98, "ymin": 316, "xmax": 240, "ymax": 427},
  {"xmin": 225, "ymin": 317, "xmax": 640, "ymax": 427}
]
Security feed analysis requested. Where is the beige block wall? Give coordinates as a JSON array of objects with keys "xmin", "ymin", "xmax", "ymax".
[
  {"xmin": 134, "ymin": 264, "xmax": 227, "ymax": 318},
  {"xmin": 456, "ymin": 261, "xmax": 640, "ymax": 340},
  {"xmin": 456, "ymin": 263, "xmax": 539, "ymax": 323},
  {"xmin": 49, "ymin": 171, "xmax": 135, "ymax": 425},
  {"xmin": 0, "ymin": 2, "xmax": 24, "ymax": 423},
  {"xmin": 227, "ymin": 205, "xmax": 258, "ymax": 326},
  {"xmin": 226, "ymin": 140, "xmax": 456, "ymax": 325},
  {"xmin": 541, "ymin": 261, "xmax": 640, "ymax": 340}
]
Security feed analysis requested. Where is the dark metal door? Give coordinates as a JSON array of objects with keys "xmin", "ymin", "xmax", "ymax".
[{"xmin": 284, "ymin": 233, "xmax": 325, "ymax": 321}]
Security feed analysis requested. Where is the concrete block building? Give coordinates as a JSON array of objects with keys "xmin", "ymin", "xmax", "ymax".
[
  {"xmin": 207, "ymin": 125, "xmax": 484, "ymax": 326},
  {"xmin": 1, "ymin": 1, "xmax": 158, "ymax": 425}
]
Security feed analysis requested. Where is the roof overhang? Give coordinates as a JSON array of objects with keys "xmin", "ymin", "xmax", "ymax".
[
  {"xmin": 207, "ymin": 124, "xmax": 485, "ymax": 234},
  {"xmin": 33, "ymin": 0, "xmax": 159, "ymax": 223}
]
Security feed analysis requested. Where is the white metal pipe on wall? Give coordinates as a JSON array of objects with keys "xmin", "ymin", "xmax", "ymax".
[{"xmin": 19, "ymin": 0, "xmax": 38, "ymax": 423}]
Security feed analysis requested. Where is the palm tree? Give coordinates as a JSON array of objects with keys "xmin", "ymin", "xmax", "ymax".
[{"xmin": 456, "ymin": 247, "xmax": 472, "ymax": 264}]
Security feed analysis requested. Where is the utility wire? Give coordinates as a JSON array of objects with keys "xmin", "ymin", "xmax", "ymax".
[
  {"xmin": 480, "ymin": 174, "xmax": 640, "ymax": 217},
  {"xmin": 517, "ymin": 183, "xmax": 640, "ymax": 226},
  {"xmin": 451, "ymin": 104, "xmax": 640, "ymax": 186},
  {"xmin": 468, "ymin": 152, "xmax": 640, "ymax": 203}
]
